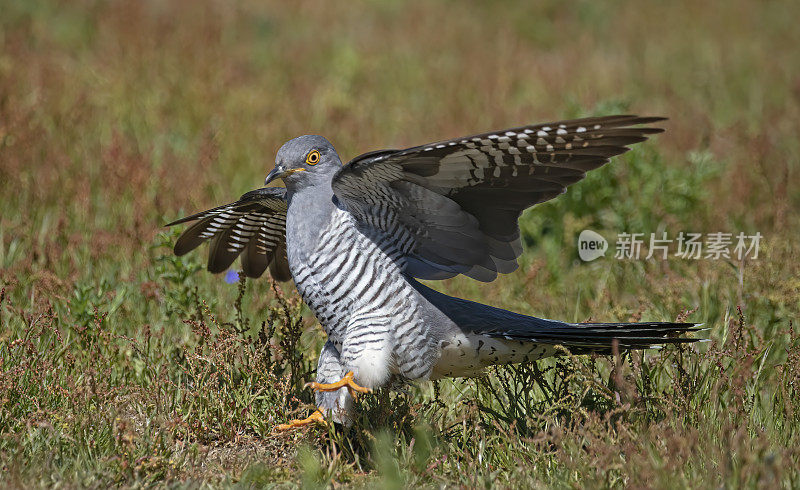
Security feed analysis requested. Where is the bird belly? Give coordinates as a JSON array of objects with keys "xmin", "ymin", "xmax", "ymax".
[
  {"xmin": 430, "ymin": 333, "xmax": 555, "ymax": 379},
  {"xmin": 289, "ymin": 208, "xmax": 437, "ymax": 384}
]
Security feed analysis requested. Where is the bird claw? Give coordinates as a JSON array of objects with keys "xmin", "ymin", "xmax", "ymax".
[
  {"xmin": 277, "ymin": 372, "xmax": 371, "ymax": 430},
  {"xmin": 276, "ymin": 409, "xmax": 327, "ymax": 431},
  {"xmin": 304, "ymin": 371, "xmax": 371, "ymax": 398}
]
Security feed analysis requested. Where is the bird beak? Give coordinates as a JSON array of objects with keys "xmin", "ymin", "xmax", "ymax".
[
  {"xmin": 264, "ymin": 166, "xmax": 305, "ymax": 186},
  {"xmin": 264, "ymin": 166, "xmax": 283, "ymax": 186}
]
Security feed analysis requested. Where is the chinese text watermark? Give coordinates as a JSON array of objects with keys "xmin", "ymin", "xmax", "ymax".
[{"xmin": 578, "ymin": 230, "xmax": 761, "ymax": 262}]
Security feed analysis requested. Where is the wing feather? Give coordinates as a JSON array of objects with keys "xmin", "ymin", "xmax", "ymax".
[
  {"xmin": 166, "ymin": 187, "xmax": 290, "ymax": 281},
  {"xmin": 332, "ymin": 115, "xmax": 665, "ymax": 282}
]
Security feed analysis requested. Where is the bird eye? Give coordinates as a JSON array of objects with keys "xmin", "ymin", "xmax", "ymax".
[{"xmin": 305, "ymin": 150, "xmax": 321, "ymax": 165}]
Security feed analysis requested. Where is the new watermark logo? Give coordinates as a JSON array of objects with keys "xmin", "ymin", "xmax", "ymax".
[
  {"xmin": 577, "ymin": 229, "xmax": 609, "ymax": 262},
  {"xmin": 578, "ymin": 230, "xmax": 762, "ymax": 262}
]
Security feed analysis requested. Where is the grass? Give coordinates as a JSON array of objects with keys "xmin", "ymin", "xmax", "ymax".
[{"xmin": 1, "ymin": 0, "xmax": 799, "ymax": 487}]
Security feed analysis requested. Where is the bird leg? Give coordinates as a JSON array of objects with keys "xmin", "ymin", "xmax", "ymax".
[
  {"xmin": 276, "ymin": 372, "xmax": 369, "ymax": 431},
  {"xmin": 305, "ymin": 371, "xmax": 371, "ymax": 398},
  {"xmin": 276, "ymin": 409, "xmax": 326, "ymax": 431}
]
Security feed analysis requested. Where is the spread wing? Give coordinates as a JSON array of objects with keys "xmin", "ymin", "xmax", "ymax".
[
  {"xmin": 165, "ymin": 187, "xmax": 291, "ymax": 281},
  {"xmin": 332, "ymin": 115, "xmax": 665, "ymax": 282}
]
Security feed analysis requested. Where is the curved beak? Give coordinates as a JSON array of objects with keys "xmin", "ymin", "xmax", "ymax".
[
  {"xmin": 264, "ymin": 166, "xmax": 305, "ymax": 186},
  {"xmin": 264, "ymin": 166, "xmax": 284, "ymax": 186}
]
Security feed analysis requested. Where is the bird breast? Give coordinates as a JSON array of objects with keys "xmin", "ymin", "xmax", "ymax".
[{"xmin": 287, "ymin": 208, "xmax": 409, "ymax": 337}]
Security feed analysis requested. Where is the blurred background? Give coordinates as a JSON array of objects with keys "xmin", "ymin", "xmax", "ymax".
[
  {"xmin": 1, "ymin": 0, "xmax": 798, "ymax": 486},
  {"xmin": 2, "ymin": 0, "xmax": 797, "ymax": 274}
]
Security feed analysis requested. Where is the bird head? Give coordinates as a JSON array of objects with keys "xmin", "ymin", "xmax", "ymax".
[{"xmin": 265, "ymin": 135, "xmax": 341, "ymax": 190}]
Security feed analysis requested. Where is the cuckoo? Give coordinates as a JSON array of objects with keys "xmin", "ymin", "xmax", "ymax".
[{"xmin": 166, "ymin": 115, "xmax": 702, "ymax": 429}]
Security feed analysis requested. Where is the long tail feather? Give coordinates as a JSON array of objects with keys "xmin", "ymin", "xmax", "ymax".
[
  {"xmin": 413, "ymin": 280, "xmax": 703, "ymax": 354},
  {"xmin": 489, "ymin": 321, "xmax": 705, "ymax": 354}
]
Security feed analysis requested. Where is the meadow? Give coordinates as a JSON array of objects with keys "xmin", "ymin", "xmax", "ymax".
[{"xmin": 1, "ymin": 0, "xmax": 799, "ymax": 487}]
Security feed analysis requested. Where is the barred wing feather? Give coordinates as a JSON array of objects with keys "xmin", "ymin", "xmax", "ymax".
[
  {"xmin": 165, "ymin": 187, "xmax": 291, "ymax": 281},
  {"xmin": 333, "ymin": 115, "xmax": 665, "ymax": 282}
]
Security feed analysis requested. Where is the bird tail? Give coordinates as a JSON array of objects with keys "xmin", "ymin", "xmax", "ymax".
[
  {"xmin": 412, "ymin": 280, "xmax": 704, "ymax": 353},
  {"xmin": 483, "ymin": 320, "xmax": 704, "ymax": 354}
]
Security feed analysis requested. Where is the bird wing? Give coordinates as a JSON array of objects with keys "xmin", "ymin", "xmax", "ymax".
[
  {"xmin": 332, "ymin": 115, "xmax": 665, "ymax": 282},
  {"xmin": 165, "ymin": 187, "xmax": 291, "ymax": 281}
]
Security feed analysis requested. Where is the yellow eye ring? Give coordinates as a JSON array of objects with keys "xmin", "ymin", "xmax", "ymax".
[{"xmin": 305, "ymin": 150, "xmax": 321, "ymax": 165}]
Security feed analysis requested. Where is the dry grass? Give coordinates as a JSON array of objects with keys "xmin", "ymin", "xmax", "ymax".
[{"xmin": 1, "ymin": 0, "xmax": 799, "ymax": 487}]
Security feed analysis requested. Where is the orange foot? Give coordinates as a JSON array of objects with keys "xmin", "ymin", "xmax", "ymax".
[
  {"xmin": 305, "ymin": 371, "xmax": 371, "ymax": 398},
  {"xmin": 276, "ymin": 373, "xmax": 371, "ymax": 431},
  {"xmin": 276, "ymin": 409, "xmax": 326, "ymax": 431}
]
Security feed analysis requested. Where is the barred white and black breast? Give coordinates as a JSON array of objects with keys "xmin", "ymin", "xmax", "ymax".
[{"xmin": 287, "ymin": 204, "xmax": 438, "ymax": 384}]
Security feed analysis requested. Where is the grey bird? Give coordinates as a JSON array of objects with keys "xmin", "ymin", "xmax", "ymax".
[{"xmin": 166, "ymin": 115, "xmax": 702, "ymax": 429}]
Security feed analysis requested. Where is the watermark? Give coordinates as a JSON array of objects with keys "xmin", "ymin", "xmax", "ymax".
[
  {"xmin": 577, "ymin": 229, "xmax": 609, "ymax": 262},
  {"xmin": 578, "ymin": 230, "xmax": 761, "ymax": 262}
]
